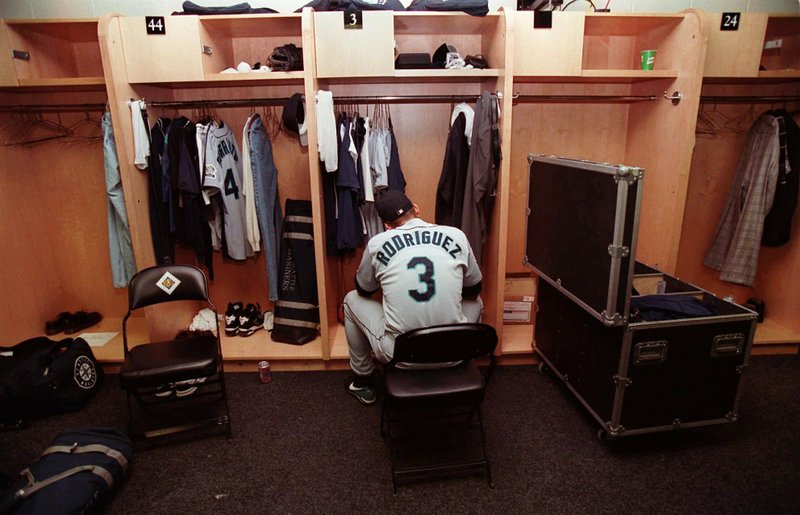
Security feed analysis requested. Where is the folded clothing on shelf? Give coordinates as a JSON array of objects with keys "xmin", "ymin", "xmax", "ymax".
[{"xmin": 395, "ymin": 53, "xmax": 432, "ymax": 69}]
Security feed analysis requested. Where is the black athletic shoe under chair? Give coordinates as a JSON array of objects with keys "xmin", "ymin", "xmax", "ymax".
[
  {"xmin": 380, "ymin": 323, "xmax": 498, "ymax": 493},
  {"xmin": 119, "ymin": 264, "xmax": 232, "ymax": 441}
]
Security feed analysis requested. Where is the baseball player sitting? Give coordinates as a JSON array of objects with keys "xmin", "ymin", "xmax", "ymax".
[{"xmin": 343, "ymin": 190, "xmax": 483, "ymax": 405}]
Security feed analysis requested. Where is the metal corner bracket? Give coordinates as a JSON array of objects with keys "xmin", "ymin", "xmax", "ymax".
[
  {"xmin": 614, "ymin": 166, "xmax": 643, "ymax": 184},
  {"xmin": 612, "ymin": 375, "xmax": 632, "ymax": 388},
  {"xmin": 607, "ymin": 244, "xmax": 630, "ymax": 259},
  {"xmin": 601, "ymin": 310, "xmax": 623, "ymax": 326}
]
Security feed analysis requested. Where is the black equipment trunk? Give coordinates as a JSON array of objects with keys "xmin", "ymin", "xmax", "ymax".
[{"xmin": 524, "ymin": 155, "xmax": 757, "ymax": 438}]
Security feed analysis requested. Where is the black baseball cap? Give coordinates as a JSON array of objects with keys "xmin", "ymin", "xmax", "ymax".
[
  {"xmin": 376, "ymin": 190, "xmax": 413, "ymax": 223},
  {"xmin": 282, "ymin": 93, "xmax": 307, "ymax": 146}
]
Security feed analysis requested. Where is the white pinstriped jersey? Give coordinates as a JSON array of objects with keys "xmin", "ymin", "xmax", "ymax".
[{"xmin": 355, "ymin": 217, "xmax": 482, "ymax": 338}]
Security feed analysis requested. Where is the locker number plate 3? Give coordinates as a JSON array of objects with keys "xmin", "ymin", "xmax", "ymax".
[{"xmin": 344, "ymin": 10, "xmax": 363, "ymax": 30}]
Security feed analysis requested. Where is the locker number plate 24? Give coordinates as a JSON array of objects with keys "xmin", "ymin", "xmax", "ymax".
[
  {"xmin": 720, "ymin": 12, "xmax": 740, "ymax": 31},
  {"xmin": 146, "ymin": 16, "xmax": 166, "ymax": 35}
]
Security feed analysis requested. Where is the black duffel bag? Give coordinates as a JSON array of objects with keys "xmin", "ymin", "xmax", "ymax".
[
  {"xmin": 0, "ymin": 427, "xmax": 132, "ymax": 515},
  {"xmin": 0, "ymin": 337, "xmax": 104, "ymax": 429}
]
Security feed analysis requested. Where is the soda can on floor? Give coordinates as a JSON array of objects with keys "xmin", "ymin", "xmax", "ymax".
[{"xmin": 258, "ymin": 360, "xmax": 272, "ymax": 384}]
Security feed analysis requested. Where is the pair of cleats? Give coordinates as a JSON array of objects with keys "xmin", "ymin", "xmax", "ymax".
[
  {"xmin": 225, "ymin": 302, "xmax": 264, "ymax": 337},
  {"xmin": 154, "ymin": 377, "xmax": 207, "ymax": 398},
  {"xmin": 45, "ymin": 311, "xmax": 102, "ymax": 336}
]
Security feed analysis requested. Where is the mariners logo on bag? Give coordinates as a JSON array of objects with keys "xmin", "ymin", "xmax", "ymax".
[
  {"xmin": 156, "ymin": 271, "xmax": 181, "ymax": 295},
  {"xmin": 73, "ymin": 355, "xmax": 98, "ymax": 389}
]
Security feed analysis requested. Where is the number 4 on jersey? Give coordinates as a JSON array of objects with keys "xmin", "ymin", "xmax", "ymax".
[{"xmin": 224, "ymin": 168, "xmax": 239, "ymax": 199}]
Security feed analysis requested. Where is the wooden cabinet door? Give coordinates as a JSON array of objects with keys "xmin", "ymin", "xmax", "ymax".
[
  {"xmin": 119, "ymin": 16, "xmax": 204, "ymax": 82},
  {"xmin": 514, "ymin": 12, "xmax": 584, "ymax": 76},
  {"xmin": 0, "ymin": 22, "xmax": 19, "ymax": 86},
  {"xmin": 704, "ymin": 12, "xmax": 767, "ymax": 78},
  {"xmin": 314, "ymin": 11, "xmax": 394, "ymax": 78}
]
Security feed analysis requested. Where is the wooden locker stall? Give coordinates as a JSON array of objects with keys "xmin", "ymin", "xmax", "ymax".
[
  {"xmin": 0, "ymin": 19, "xmax": 146, "ymax": 356},
  {"xmin": 309, "ymin": 10, "xmax": 514, "ymax": 359},
  {"xmin": 676, "ymin": 12, "xmax": 800, "ymax": 355},
  {"xmin": 506, "ymin": 10, "xmax": 708, "ymax": 354},
  {"xmin": 100, "ymin": 12, "xmax": 328, "ymax": 370}
]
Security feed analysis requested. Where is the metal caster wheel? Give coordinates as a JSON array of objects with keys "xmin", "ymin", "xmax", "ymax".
[
  {"xmin": 537, "ymin": 362, "xmax": 550, "ymax": 375},
  {"xmin": 597, "ymin": 428, "xmax": 617, "ymax": 443}
]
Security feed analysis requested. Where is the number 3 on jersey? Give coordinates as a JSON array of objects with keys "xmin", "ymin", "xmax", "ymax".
[
  {"xmin": 407, "ymin": 257, "xmax": 435, "ymax": 302},
  {"xmin": 224, "ymin": 168, "xmax": 239, "ymax": 199}
]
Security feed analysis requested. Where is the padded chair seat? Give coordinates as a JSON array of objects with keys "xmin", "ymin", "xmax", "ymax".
[
  {"xmin": 385, "ymin": 362, "xmax": 486, "ymax": 409},
  {"xmin": 119, "ymin": 335, "xmax": 218, "ymax": 389}
]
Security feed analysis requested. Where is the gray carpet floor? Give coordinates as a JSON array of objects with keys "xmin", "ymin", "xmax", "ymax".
[{"xmin": 1, "ymin": 355, "xmax": 799, "ymax": 514}]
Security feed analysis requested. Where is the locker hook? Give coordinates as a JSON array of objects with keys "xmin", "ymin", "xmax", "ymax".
[{"xmin": 664, "ymin": 91, "xmax": 682, "ymax": 105}]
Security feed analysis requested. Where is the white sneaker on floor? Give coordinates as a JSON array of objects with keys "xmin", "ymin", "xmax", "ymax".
[
  {"xmin": 175, "ymin": 376, "xmax": 207, "ymax": 397},
  {"xmin": 154, "ymin": 383, "xmax": 174, "ymax": 398}
]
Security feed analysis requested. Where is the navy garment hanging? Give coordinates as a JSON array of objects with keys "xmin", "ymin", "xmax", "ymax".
[
  {"xmin": 762, "ymin": 109, "xmax": 799, "ymax": 247},
  {"xmin": 435, "ymin": 111, "xmax": 470, "ymax": 227},
  {"xmin": 336, "ymin": 115, "xmax": 364, "ymax": 253},
  {"xmin": 147, "ymin": 117, "xmax": 174, "ymax": 264},
  {"xmin": 353, "ymin": 116, "xmax": 368, "ymax": 204},
  {"xmin": 386, "ymin": 119, "xmax": 407, "ymax": 192}
]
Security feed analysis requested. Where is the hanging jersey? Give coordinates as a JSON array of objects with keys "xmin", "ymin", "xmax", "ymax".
[
  {"xmin": 355, "ymin": 218, "xmax": 482, "ymax": 338},
  {"xmin": 203, "ymin": 122, "xmax": 253, "ymax": 260}
]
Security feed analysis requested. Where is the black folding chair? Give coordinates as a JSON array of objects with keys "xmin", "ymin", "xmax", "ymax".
[
  {"xmin": 380, "ymin": 323, "xmax": 498, "ymax": 493},
  {"xmin": 119, "ymin": 264, "xmax": 231, "ymax": 441}
]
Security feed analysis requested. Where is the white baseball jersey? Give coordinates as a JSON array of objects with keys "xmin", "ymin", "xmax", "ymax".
[
  {"xmin": 203, "ymin": 122, "xmax": 253, "ymax": 260},
  {"xmin": 355, "ymin": 217, "xmax": 482, "ymax": 338}
]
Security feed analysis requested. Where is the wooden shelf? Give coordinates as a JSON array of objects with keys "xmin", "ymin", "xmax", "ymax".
[
  {"xmin": 515, "ymin": 70, "xmax": 677, "ymax": 83},
  {"xmin": 16, "ymin": 77, "xmax": 105, "ymax": 87},
  {"xmin": 45, "ymin": 316, "xmax": 150, "ymax": 364},
  {"xmin": 500, "ymin": 324, "xmax": 535, "ymax": 355},
  {"xmin": 57, "ymin": 316, "xmax": 330, "ymax": 364},
  {"xmin": 221, "ymin": 332, "xmax": 323, "ymax": 361},
  {"xmin": 757, "ymin": 70, "xmax": 800, "ymax": 80},
  {"xmin": 581, "ymin": 69, "xmax": 677, "ymax": 81},
  {"xmin": 199, "ymin": 14, "xmax": 301, "ymax": 36},
  {"xmin": 583, "ymin": 13, "xmax": 684, "ymax": 36},
  {"xmin": 393, "ymin": 69, "xmax": 500, "ymax": 80},
  {"xmin": 203, "ymin": 71, "xmax": 305, "ymax": 82},
  {"xmin": 394, "ymin": 12, "xmax": 502, "ymax": 34},
  {"xmin": 330, "ymin": 323, "xmax": 349, "ymax": 360},
  {"xmin": 754, "ymin": 318, "xmax": 800, "ymax": 346}
]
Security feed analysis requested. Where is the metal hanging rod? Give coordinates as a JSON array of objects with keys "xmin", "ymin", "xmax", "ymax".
[
  {"xmin": 149, "ymin": 98, "xmax": 287, "ymax": 109},
  {"xmin": 0, "ymin": 102, "xmax": 107, "ymax": 113},
  {"xmin": 333, "ymin": 93, "xmax": 500, "ymax": 104},
  {"xmin": 700, "ymin": 95, "xmax": 800, "ymax": 104},
  {"xmin": 513, "ymin": 94, "xmax": 658, "ymax": 103},
  {"xmin": 146, "ymin": 92, "xmax": 501, "ymax": 109}
]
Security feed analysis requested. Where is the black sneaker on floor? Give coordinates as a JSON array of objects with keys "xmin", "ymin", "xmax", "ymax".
[
  {"xmin": 238, "ymin": 303, "xmax": 265, "ymax": 337},
  {"xmin": 225, "ymin": 302, "xmax": 243, "ymax": 336},
  {"xmin": 347, "ymin": 381, "xmax": 377, "ymax": 406}
]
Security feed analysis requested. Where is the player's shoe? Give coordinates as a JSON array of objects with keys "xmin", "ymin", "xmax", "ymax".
[
  {"xmin": 225, "ymin": 302, "xmax": 243, "ymax": 336},
  {"xmin": 347, "ymin": 380, "xmax": 377, "ymax": 406},
  {"xmin": 238, "ymin": 303, "xmax": 265, "ymax": 337}
]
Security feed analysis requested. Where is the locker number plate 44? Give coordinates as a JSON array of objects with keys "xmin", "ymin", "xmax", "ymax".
[{"xmin": 146, "ymin": 16, "xmax": 166, "ymax": 35}]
